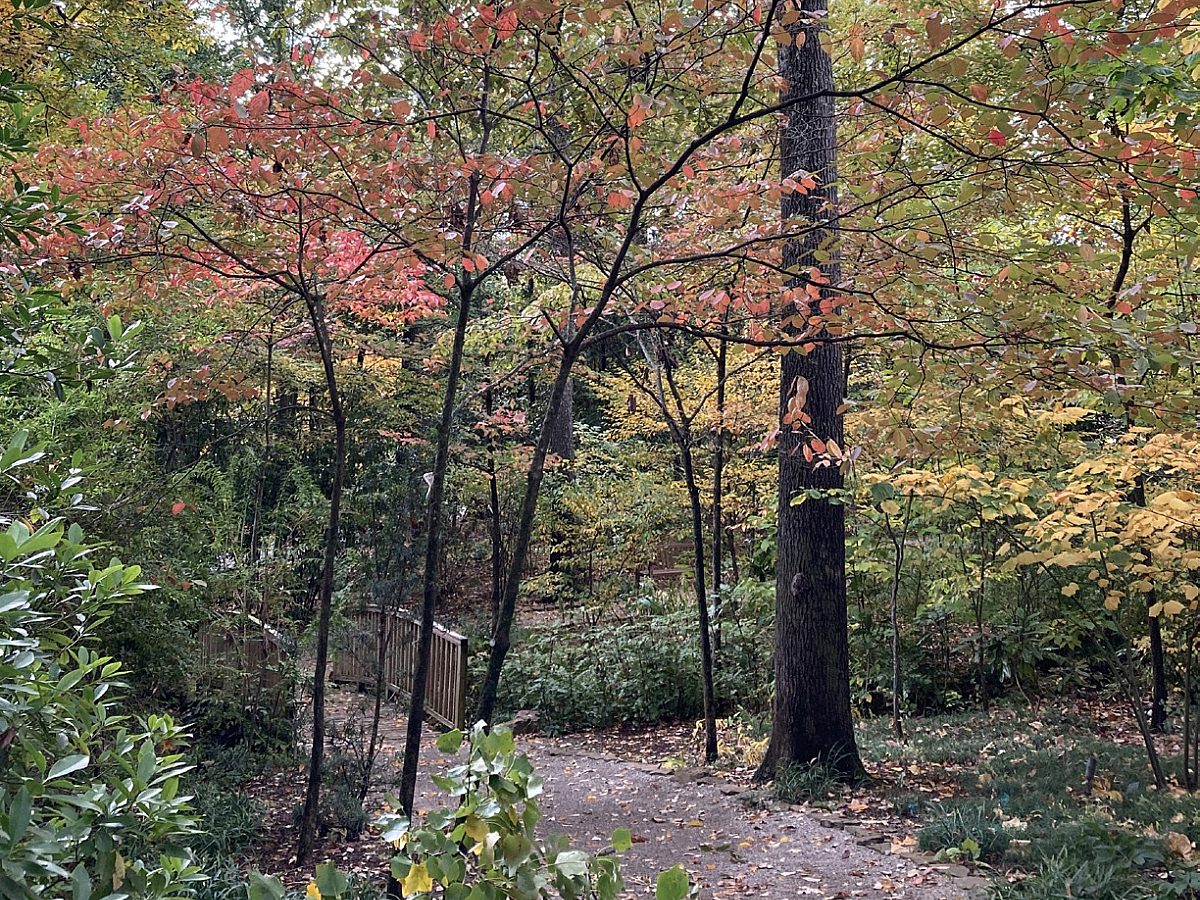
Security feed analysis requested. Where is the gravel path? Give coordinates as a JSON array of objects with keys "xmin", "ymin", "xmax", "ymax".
[{"xmin": 412, "ymin": 731, "xmax": 984, "ymax": 900}]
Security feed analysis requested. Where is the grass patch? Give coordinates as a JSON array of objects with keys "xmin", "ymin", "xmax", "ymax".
[{"xmin": 857, "ymin": 703, "xmax": 1200, "ymax": 898}]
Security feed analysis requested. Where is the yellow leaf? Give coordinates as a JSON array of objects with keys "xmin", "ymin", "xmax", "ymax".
[
  {"xmin": 402, "ymin": 862, "xmax": 433, "ymax": 897},
  {"xmin": 880, "ymin": 500, "xmax": 901, "ymax": 515},
  {"xmin": 464, "ymin": 815, "xmax": 489, "ymax": 844},
  {"xmin": 306, "ymin": 885, "xmax": 321, "ymax": 900},
  {"xmin": 1163, "ymin": 600, "xmax": 1185, "ymax": 616},
  {"xmin": 1061, "ymin": 583, "xmax": 1079, "ymax": 597}
]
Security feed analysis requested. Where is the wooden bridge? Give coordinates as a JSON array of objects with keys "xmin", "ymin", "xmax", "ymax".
[
  {"xmin": 197, "ymin": 607, "xmax": 470, "ymax": 731},
  {"xmin": 330, "ymin": 606, "xmax": 469, "ymax": 730}
]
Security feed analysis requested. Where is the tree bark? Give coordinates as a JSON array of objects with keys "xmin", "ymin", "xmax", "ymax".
[
  {"xmin": 757, "ymin": 0, "xmax": 865, "ymax": 782},
  {"xmin": 297, "ymin": 294, "xmax": 347, "ymax": 865}
]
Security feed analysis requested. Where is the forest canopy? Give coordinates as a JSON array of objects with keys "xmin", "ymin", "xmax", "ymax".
[{"xmin": 3, "ymin": 0, "xmax": 1200, "ymax": 897}]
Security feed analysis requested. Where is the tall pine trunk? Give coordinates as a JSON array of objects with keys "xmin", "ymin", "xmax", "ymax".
[{"xmin": 758, "ymin": 0, "xmax": 865, "ymax": 782}]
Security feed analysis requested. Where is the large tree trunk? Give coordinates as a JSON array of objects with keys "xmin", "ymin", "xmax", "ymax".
[
  {"xmin": 297, "ymin": 295, "xmax": 348, "ymax": 864},
  {"xmin": 757, "ymin": 0, "xmax": 865, "ymax": 782}
]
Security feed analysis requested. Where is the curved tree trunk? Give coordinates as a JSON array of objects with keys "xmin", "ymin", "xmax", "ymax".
[{"xmin": 757, "ymin": 0, "xmax": 865, "ymax": 783}]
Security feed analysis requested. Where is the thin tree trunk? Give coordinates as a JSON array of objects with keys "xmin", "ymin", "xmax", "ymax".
[
  {"xmin": 757, "ymin": 0, "xmax": 864, "ymax": 782},
  {"xmin": 711, "ymin": 334, "xmax": 727, "ymax": 661},
  {"xmin": 477, "ymin": 350, "xmax": 576, "ymax": 725},
  {"xmin": 681, "ymin": 441, "xmax": 719, "ymax": 762},
  {"xmin": 297, "ymin": 295, "xmax": 348, "ymax": 865},
  {"xmin": 361, "ymin": 603, "xmax": 394, "ymax": 803},
  {"xmin": 486, "ymin": 385, "xmax": 504, "ymax": 635},
  {"xmin": 625, "ymin": 335, "xmax": 719, "ymax": 760},
  {"xmin": 398, "ymin": 280, "xmax": 475, "ymax": 816},
  {"xmin": 887, "ymin": 493, "xmax": 914, "ymax": 742},
  {"xmin": 976, "ymin": 520, "xmax": 989, "ymax": 712},
  {"xmin": 1132, "ymin": 477, "xmax": 1168, "ymax": 731}
]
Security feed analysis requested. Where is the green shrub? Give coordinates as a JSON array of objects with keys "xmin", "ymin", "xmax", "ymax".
[
  {"xmin": 190, "ymin": 780, "xmax": 264, "ymax": 857},
  {"xmin": 994, "ymin": 849, "xmax": 1149, "ymax": 900},
  {"xmin": 0, "ymin": 437, "xmax": 200, "ymax": 898},
  {"xmin": 476, "ymin": 596, "xmax": 772, "ymax": 733},
  {"xmin": 773, "ymin": 757, "xmax": 848, "ymax": 804}
]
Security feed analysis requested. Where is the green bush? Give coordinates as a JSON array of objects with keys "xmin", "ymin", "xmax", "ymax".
[
  {"xmin": 476, "ymin": 594, "xmax": 773, "ymax": 733},
  {"xmin": 994, "ymin": 849, "xmax": 1150, "ymax": 900},
  {"xmin": 773, "ymin": 756, "xmax": 848, "ymax": 804},
  {"xmin": 0, "ymin": 436, "xmax": 200, "ymax": 898}
]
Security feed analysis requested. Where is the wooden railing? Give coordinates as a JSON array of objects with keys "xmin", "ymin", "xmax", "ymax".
[
  {"xmin": 330, "ymin": 607, "xmax": 469, "ymax": 730},
  {"xmin": 196, "ymin": 615, "xmax": 290, "ymax": 714}
]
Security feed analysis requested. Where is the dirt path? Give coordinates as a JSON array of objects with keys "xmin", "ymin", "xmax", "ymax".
[{"xmin": 408, "ymin": 726, "xmax": 986, "ymax": 899}]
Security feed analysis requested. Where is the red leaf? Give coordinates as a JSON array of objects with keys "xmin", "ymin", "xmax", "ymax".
[
  {"xmin": 229, "ymin": 68, "xmax": 255, "ymax": 103},
  {"xmin": 171, "ymin": 502, "xmax": 186, "ymax": 517},
  {"xmin": 987, "ymin": 128, "xmax": 1006, "ymax": 147},
  {"xmin": 496, "ymin": 9, "xmax": 518, "ymax": 41}
]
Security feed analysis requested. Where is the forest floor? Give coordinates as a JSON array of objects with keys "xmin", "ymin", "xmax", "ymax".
[{"xmin": 246, "ymin": 687, "xmax": 988, "ymax": 898}]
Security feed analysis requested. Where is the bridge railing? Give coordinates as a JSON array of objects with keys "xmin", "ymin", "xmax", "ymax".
[{"xmin": 330, "ymin": 607, "xmax": 468, "ymax": 730}]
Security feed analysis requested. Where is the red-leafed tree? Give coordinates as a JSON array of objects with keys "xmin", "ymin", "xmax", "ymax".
[{"xmin": 33, "ymin": 73, "xmax": 444, "ymax": 859}]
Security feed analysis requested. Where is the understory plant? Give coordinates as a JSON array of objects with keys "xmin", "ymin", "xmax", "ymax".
[{"xmin": 0, "ymin": 433, "xmax": 200, "ymax": 898}]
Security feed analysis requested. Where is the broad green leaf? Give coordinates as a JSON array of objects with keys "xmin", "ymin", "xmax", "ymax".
[
  {"xmin": 436, "ymin": 729, "xmax": 464, "ymax": 753},
  {"xmin": 656, "ymin": 865, "xmax": 691, "ymax": 900},
  {"xmin": 247, "ymin": 872, "xmax": 286, "ymax": 900},
  {"xmin": 314, "ymin": 862, "xmax": 349, "ymax": 898},
  {"xmin": 48, "ymin": 754, "xmax": 89, "ymax": 781}
]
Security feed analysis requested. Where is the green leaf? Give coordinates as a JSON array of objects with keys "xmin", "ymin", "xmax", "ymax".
[
  {"xmin": 47, "ymin": 754, "xmax": 89, "ymax": 781},
  {"xmin": 612, "ymin": 827, "xmax": 633, "ymax": 853},
  {"xmin": 555, "ymin": 849, "xmax": 590, "ymax": 878},
  {"xmin": 136, "ymin": 739, "xmax": 156, "ymax": 784},
  {"xmin": 314, "ymin": 861, "xmax": 349, "ymax": 898},
  {"xmin": 656, "ymin": 866, "xmax": 691, "ymax": 900},
  {"xmin": 71, "ymin": 863, "xmax": 91, "ymax": 900},
  {"xmin": 9, "ymin": 784, "xmax": 31, "ymax": 842},
  {"xmin": 246, "ymin": 872, "xmax": 286, "ymax": 900},
  {"xmin": 436, "ymin": 729, "xmax": 464, "ymax": 753}
]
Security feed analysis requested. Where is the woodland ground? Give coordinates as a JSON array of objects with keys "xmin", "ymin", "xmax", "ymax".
[
  {"xmin": 237, "ymin": 686, "xmax": 985, "ymax": 898},
  {"xmin": 212, "ymin": 686, "xmax": 1200, "ymax": 899}
]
